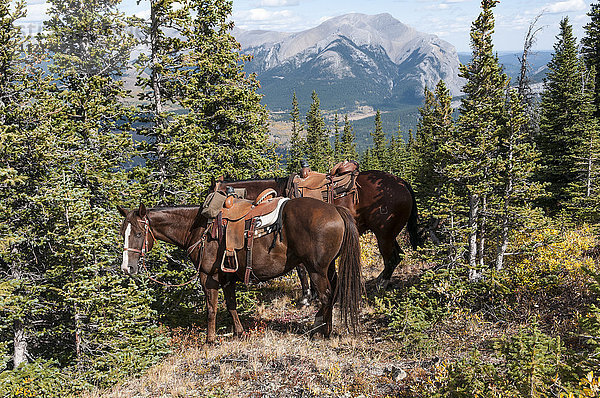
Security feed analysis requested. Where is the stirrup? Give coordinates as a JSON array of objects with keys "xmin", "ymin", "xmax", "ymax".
[{"xmin": 220, "ymin": 251, "xmax": 239, "ymax": 273}]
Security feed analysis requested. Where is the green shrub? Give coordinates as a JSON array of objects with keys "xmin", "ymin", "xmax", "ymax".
[{"xmin": 0, "ymin": 360, "xmax": 87, "ymax": 398}]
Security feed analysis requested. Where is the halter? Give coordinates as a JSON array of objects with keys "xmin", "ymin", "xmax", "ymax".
[
  {"xmin": 123, "ymin": 215, "xmax": 155, "ymax": 259},
  {"xmin": 123, "ymin": 214, "xmax": 206, "ymax": 288}
]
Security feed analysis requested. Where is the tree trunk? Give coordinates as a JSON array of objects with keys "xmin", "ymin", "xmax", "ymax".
[
  {"xmin": 10, "ymin": 254, "xmax": 28, "ymax": 368},
  {"xmin": 150, "ymin": 0, "xmax": 163, "ymax": 117},
  {"xmin": 587, "ymin": 135, "xmax": 593, "ymax": 198},
  {"xmin": 477, "ymin": 195, "xmax": 487, "ymax": 268},
  {"xmin": 468, "ymin": 192, "xmax": 480, "ymax": 281},
  {"xmin": 13, "ymin": 319, "xmax": 28, "ymax": 368}
]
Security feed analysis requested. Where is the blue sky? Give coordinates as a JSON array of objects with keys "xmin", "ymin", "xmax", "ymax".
[{"xmin": 21, "ymin": 0, "xmax": 592, "ymax": 52}]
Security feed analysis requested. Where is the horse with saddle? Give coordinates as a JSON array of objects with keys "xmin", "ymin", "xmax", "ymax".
[{"xmin": 119, "ymin": 185, "xmax": 363, "ymax": 343}]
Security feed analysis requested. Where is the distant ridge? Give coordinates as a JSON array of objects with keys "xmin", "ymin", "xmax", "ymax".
[{"xmin": 234, "ymin": 13, "xmax": 464, "ymax": 110}]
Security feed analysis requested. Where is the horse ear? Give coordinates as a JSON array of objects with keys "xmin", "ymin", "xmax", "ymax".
[
  {"xmin": 139, "ymin": 203, "xmax": 147, "ymax": 217},
  {"xmin": 117, "ymin": 206, "xmax": 128, "ymax": 217}
]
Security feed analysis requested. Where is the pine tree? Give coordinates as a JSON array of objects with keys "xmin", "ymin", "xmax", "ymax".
[
  {"xmin": 37, "ymin": 0, "xmax": 170, "ymax": 384},
  {"xmin": 537, "ymin": 17, "xmax": 599, "ymax": 218},
  {"xmin": 339, "ymin": 114, "xmax": 358, "ymax": 162},
  {"xmin": 333, "ymin": 113, "xmax": 341, "ymax": 163},
  {"xmin": 412, "ymin": 82, "xmax": 465, "ymax": 253},
  {"xmin": 495, "ymin": 89, "xmax": 544, "ymax": 270},
  {"xmin": 370, "ymin": 110, "xmax": 388, "ymax": 170},
  {"xmin": 287, "ymin": 92, "xmax": 305, "ymax": 173},
  {"xmin": 135, "ymin": 0, "xmax": 278, "ymax": 204},
  {"xmin": 568, "ymin": 66, "xmax": 600, "ymax": 221},
  {"xmin": 0, "ymin": 0, "xmax": 48, "ymax": 370},
  {"xmin": 305, "ymin": 91, "xmax": 332, "ymax": 172},
  {"xmin": 449, "ymin": 0, "xmax": 509, "ymax": 275},
  {"xmin": 582, "ymin": 2, "xmax": 600, "ymax": 119},
  {"xmin": 387, "ymin": 121, "xmax": 411, "ymax": 178}
]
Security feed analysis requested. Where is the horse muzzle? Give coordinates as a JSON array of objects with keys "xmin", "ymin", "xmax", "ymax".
[{"xmin": 122, "ymin": 251, "xmax": 140, "ymax": 275}]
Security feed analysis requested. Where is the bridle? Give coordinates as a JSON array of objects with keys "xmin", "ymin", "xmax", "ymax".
[
  {"xmin": 123, "ymin": 214, "xmax": 206, "ymax": 288},
  {"xmin": 123, "ymin": 215, "xmax": 155, "ymax": 259}
]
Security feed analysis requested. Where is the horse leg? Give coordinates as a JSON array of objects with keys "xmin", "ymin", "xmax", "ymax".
[
  {"xmin": 222, "ymin": 278, "xmax": 244, "ymax": 338},
  {"xmin": 375, "ymin": 237, "xmax": 404, "ymax": 291},
  {"xmin": 200, "ymin": 272, "xmax": 220, "ymax": 344},
  {"xmin": 308, "ymin": 271, "xmax": 334, "ymax": 338},
  {"xmin": 296, "ymin": 264, "xmax": 312, "ymax": 306}
]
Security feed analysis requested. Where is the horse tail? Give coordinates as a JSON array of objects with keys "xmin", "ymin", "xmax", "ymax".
[
  {"xmin": 405, "ymin": 181, "xmax": 421, "ymax": 250},
  {"xmin": 334, "ymin": 206, "xmax": 364, "ymax": 334}
]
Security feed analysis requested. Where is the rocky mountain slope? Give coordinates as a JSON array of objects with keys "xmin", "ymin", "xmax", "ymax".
[{"xmin": 234, "ymin": 13, "xmax": 464, "ymax": 111}]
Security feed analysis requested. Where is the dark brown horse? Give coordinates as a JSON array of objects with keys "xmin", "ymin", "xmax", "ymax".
[
  {"xmin": 118, "ymin": 198, "xmax": 362, "ymax": 344},
  {"xmin": 214, "ymin": 170, "xmax": 420, "ymax": 292}
]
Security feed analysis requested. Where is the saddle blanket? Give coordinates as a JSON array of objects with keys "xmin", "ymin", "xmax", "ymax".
[{"xmin": 254, "ymin": 198, "xmax": 289, "ymax": 231}]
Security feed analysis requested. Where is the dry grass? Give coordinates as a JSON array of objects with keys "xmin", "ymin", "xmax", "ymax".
[{"xmin": 83, "ymin": 233, "xmax": 508, "ymax": 398}]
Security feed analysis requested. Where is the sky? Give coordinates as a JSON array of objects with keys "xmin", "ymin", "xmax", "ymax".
[{"xmin": 19, "ymin": 0, "xmax": 593, "ymax": 52}]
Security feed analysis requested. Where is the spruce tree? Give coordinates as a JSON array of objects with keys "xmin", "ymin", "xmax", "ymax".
[
  {"xmin": 38, "ymin": 0, "xmax": 170, "ymax": 384},
  {"xmin": 583, "ymin": 2, "xmax": 600, "ymax": 119},
  {"xmin": 450, "ymin": 0, "xmax": 509, "ymax": 275},
  {"xmin": 538, "ymin": 17, "xmax": 598, "ymax": 218},
  {"xmin": 305, "ymin": 91, "xmax": 332, "ymax": 172},
  {"xmin": 495, "ymin": 89, "xmax": 544, "ymax": 270},
  {"xmin": 339, "ymin": 114, "xmax": 358, "ymax": 162},
  {"xmin": 135, "ymin": 0, "xmax": 278, "ymax": 204},
  {"xmin": 370, "ymin": 110, "xmax": 388, "ymax": 170},
  {"xmin": 287, "ymin": 92, "xmax": 305, "ymax": 173},
  {"xmin": 387, "ymin": 121, "xmax": 411, "ymax": 178},
  {"xmin": 333, "ymin": 113, "xmax": 341, "ymax": 163},
  {"xmin": 0, "ymin": 0, "xmax": 47, "ymax": 370},
  {"xmin": 413, "ymin": 82, "xmax": 465, "ymax": 253}
]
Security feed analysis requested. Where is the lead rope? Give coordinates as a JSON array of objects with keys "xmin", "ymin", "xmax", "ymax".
[{"xmin": 137, "ymin": 217, "xmax": 206, "ymax": 288}]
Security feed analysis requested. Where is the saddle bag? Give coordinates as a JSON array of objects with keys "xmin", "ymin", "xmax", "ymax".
[{"xmin": 202, "ymin": 191, "xmax": 227, "ymax": 219}]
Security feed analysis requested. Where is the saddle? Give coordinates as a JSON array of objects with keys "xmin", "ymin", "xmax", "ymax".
[
  {"xmin": 218, "ymin": 188, "xmax": 288, "ymax": 284},
  {"xmin": 291, "ymin": 160, "xmax": 360, "ymax": 202}
]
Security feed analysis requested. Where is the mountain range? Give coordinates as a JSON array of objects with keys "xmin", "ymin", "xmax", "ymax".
[{"xmin": 234, "ymin": 13, "xmax": 465, "ymax": 112}]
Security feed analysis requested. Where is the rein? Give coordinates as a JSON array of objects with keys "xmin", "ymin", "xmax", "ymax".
[{"xmin": 123, "ymin": 215, "xmax": 206, "ymax": 288}]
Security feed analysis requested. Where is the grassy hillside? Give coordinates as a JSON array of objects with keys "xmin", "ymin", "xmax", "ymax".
[{"xmin": 83, "ymin": 230, "xmax": 600, "ymax": 398}]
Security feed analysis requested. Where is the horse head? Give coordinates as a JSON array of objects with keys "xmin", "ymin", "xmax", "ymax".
[{"xmin": 118, "ymin": 203, "xmax": 156, "ymax": 275}]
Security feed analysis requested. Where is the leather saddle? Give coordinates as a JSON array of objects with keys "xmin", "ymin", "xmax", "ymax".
[
  {"xmin": 218, "ymin": 188, "xmax": 285, "ymax": 281},
  {"xmin": 292, "ymin": 160, "xmax": 359, "ymax": 202}
]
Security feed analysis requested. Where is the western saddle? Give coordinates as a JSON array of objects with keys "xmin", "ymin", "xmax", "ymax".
[
  {"xmin": 289, "ymin": 160, "xmax": 360, "ymax": 203},
  {"xmin": 216, "ymin": 187, "xmax": 288, "ymax": 284}
]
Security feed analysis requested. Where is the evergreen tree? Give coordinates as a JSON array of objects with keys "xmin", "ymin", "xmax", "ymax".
[
  {"xmin": 37, "ymin": 0, "xmax": 169, "ymax": 385},
  {"xmin": 304, "ymin": 91, "xmax": 332, "ymax": 172},
  {"xmin": 387, "ymin": 121, "xmax": 411, "ymax": 179},
  {"xmin": 413, "ymin": 82, "xmax": 465, "ymax": 254},
  {"xmin": 369, "ymin": 110, "xmax": 388, "ymax": 170},
  {"xmin": 135, "ymin": 0, "xmax": 278, "ymax": 204},
  {"xmin": 287, "ymin": 92, "xmax": 305, "ymax": 173},
  {"xmin": 449, "ymin": 0, "xmax": 509, "ymax": 275},
  {"xmin": 495, "ymin": 88, "xmax": 544, "ymax": 270},
  {"xmin": 582, "ymin": 2, "xmax": 600, "ymax": 119},
  {"xmin": 339, "ymin": 114, "xmax": 358, "ymax": 162},
  {"xmin": 568, "ymin": 66, "xmax": 600, "ymax": 221},
  {"xmin": 537, "ymin": 17, "xmax": 599, "ymax": 218},
  {"xmin": 333, "ymin": 112, "xmax": 341, "ymax": 163},
  {"xmin": 0, "ymin": 0, "xmax": 49, "ymax": 370}
]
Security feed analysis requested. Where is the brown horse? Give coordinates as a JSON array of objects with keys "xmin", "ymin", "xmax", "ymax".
[
  {"xmin": 214, "ymin": 170, "xmax": 420, "ymax": 292},
  {"xmin": 118, "ymin": 198, "xmax": 362, "ymax": 344}
]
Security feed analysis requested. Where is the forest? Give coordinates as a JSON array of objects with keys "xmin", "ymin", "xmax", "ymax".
[{"xmin": 1, "ymin": 0, "xmax": 600, "ymax": 396}]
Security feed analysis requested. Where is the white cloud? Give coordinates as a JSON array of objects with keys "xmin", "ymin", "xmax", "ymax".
[
  {"xmin": 546, "ymin": 0, "xmax": 587, "ymax": 13},
  {"xmin": 259, "ymin": 0, "xmax": 299, "ymax": 7},
  {"xmin": 237, "ymin": 8, "xmax": 294, "ymax": 22}
]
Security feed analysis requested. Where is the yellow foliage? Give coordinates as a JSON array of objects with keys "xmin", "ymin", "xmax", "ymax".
[
  {"xmin": 560, "ymin": 371, "xmax": 600, "ymax": 398},
  {"xmin": 503, "ymin": 226, "xmax": 597, "ymax": 292}
]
